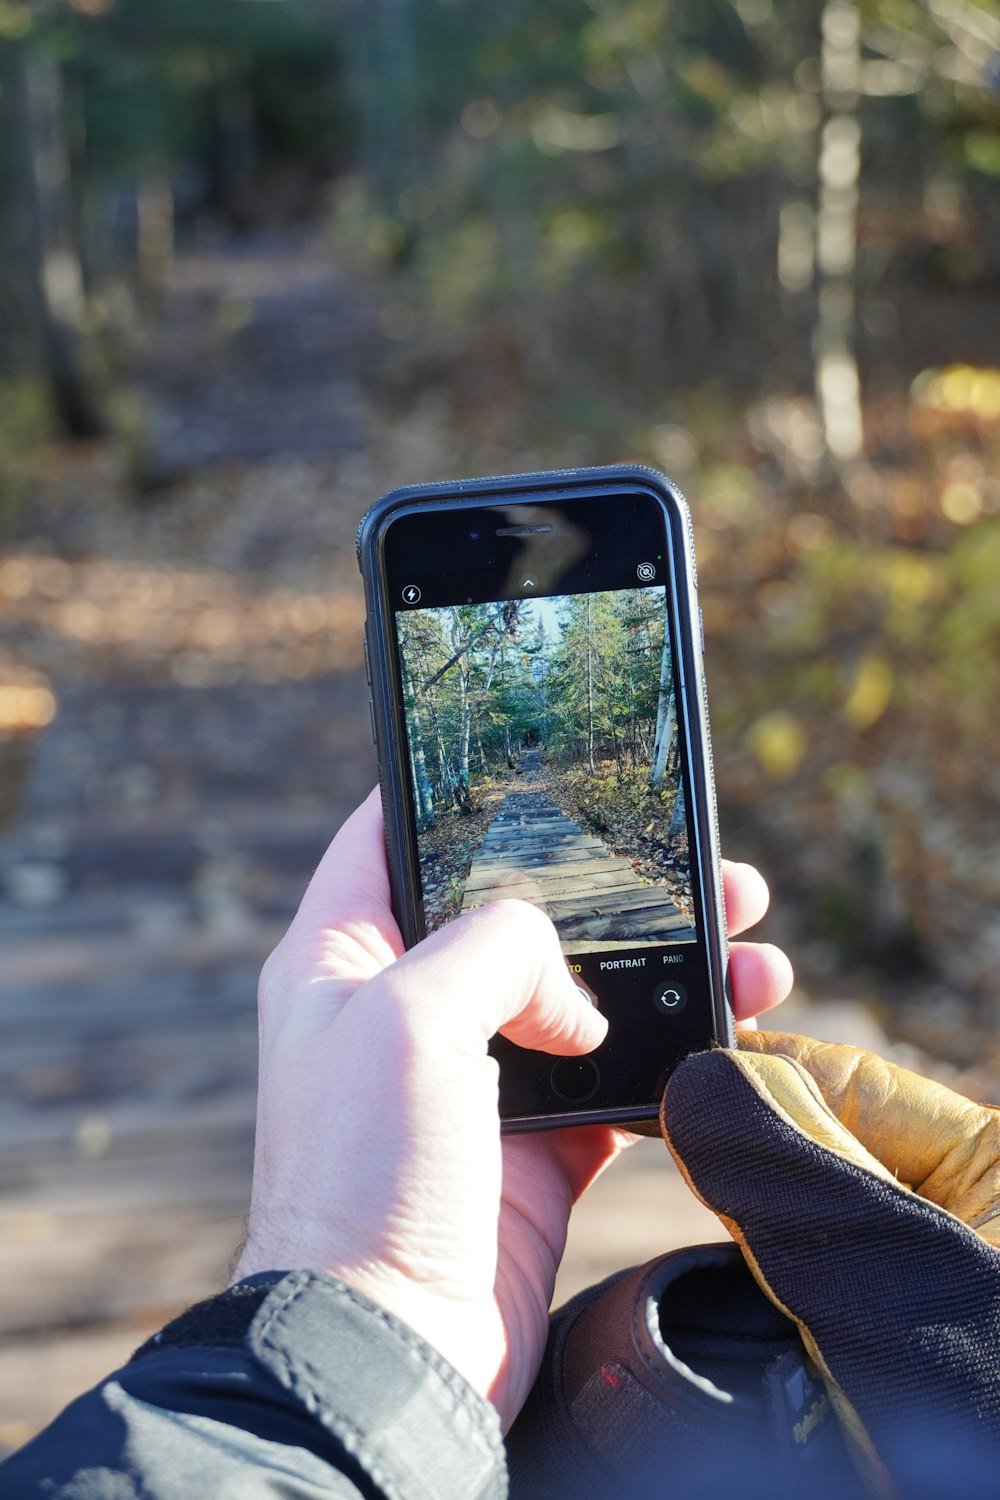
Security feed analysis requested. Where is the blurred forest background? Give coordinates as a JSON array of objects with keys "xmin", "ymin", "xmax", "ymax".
[{"xmin": 0, "ymin": 0, "xmax": 999, "ymax": 1444}]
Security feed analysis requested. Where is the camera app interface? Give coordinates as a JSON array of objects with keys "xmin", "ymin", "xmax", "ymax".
[{"xmin": 395, "ymin": 585, "xmax": 696, "ymax": 957}]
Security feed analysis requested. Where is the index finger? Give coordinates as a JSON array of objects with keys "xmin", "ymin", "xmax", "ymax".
[{"xmin": 722, "ymin": 859, "xmax": 771, "ymax": 937}]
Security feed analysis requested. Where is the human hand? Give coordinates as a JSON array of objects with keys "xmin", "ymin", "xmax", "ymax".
[
  {"xmin": 232, "ymin": 790, "xmax": 792, "ymax": 1431},
  {"xmin": 662, "ymin": 1032, "xmax": 1000, "ymax": 1497}
]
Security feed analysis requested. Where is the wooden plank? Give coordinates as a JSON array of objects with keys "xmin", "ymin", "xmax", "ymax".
[
  {"xmin": 465, "ymin": 861, "xmax": 618, "ymax": 889},
  {"xmin": 464, "ymin": 862, "xmax": 638, "ymax": 896},
  {"xmin": 464, "ymin": 881, "xmax": 644, "ymax": 909},
  {"xmin": 462, "ymin": 892, "xmax": 547, "ymax": 913},
  {"xmin": 0, "ymin": 990, "xmax": 255, "ymax": 1033},
  {"xmin": 487, "ymin": 816, "xmax": 576, "ymax": 827},
  {"xmin": 552, "ymin": 906, "xmax": 695, "ymax": 942},
  {"xmin": 559, "ymin": 937, "xmax": 689, "ymax": 952},
  {"xmin": 488, "ymin": 806, "xmax": 575, "ymax": 821},
  {"xmin": 480, "ymin": 830, "xmax": 600, "ymax": 850},
  {"xmin": 468, "ymin": 847, "xmax": 615, "ymax": 872},
  {"xmin": 545, "ymin": 884, "xmax": 687, "ymax": 916},
  {"xmin": 479, "ymin": 829, "xmax": 606, "ymax": 853}
]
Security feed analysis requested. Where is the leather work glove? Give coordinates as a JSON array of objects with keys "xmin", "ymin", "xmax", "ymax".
[{"xmin": 661, "ymin": 1031, "xmax": 1000, "ymax": 1500}]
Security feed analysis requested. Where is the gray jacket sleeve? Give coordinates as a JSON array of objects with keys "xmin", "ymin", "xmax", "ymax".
[{"xmin": 0, "ymin": 1270, "xmax": 508, "ymax": 1500}]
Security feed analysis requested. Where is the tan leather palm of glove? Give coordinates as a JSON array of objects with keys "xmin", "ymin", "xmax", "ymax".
[{"xmin": 661, "ymin": 1031, "xmax": 1000, "ymax": 1500}]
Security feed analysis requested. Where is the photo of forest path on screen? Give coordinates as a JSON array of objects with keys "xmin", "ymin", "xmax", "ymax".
[{"xmin": 397, "ymin": 588, "xmax": 697, "ymax": 954}]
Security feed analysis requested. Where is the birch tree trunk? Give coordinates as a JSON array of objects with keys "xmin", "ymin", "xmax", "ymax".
[
  {"xmin": 447, "ymin": 610, "xmax": 474, "ymax": 800},
  {"xmin": 457, "ymin": 667, "xmax": 472, "ymax": 793},
  {"xmin": 815, "ymin": 0, "xmax": 864, "ymax": 471},
  {"xmin": 401, "ymin": 652, "xmax": 435, "ymax": 829},
  {"xmin": 649, "ymin": 635, "xmax": 676, "ymax": 790}
]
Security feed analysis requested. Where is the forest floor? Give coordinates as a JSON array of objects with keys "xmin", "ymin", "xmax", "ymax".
[
  {"xmin": 418, "ymin": 775, "xmax": 511, "ymax": 929},
  {"xmin": 1, "ymin": 223, "xmax": 998, "ymax": 1447}
]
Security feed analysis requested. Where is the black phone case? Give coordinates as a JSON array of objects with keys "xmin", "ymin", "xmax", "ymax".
[{"xmin": 356, "ymin": 464, "xmax": 733, "ymax": 1131}]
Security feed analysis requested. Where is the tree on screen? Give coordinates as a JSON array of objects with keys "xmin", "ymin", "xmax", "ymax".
[{"xmin": 397, "ymin": 588, "xmax": 679, "ymax": 829}]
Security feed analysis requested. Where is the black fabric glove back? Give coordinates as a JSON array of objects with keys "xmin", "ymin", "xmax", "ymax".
[{"xmin": 662, "ymin": 1033, "xmax": 1000, "ymax": 1499}]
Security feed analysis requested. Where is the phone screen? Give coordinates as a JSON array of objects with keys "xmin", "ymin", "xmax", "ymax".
[
  {"xmin": 377, "ymin": 486, "xmax": 727, "ymax": 1123},
  {"xmin": 396, "ymin": 585, "xmax": 697, "ymax": 950}
]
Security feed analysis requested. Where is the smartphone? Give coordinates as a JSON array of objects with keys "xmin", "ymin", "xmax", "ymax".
[{"xmin": 356, "ymin": 464, "xmax": 731, "ymax": 1131}]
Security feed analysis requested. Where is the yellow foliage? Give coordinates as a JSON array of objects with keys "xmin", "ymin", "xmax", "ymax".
[
  {"xmin": 685, "ymin": 58, "xmax": 730, "ymax": 102},
  {"xmin": 844, "ymin": 656, "xmax": 893, "ymax": 731},
  {"xmin": 746, "ymin": 711, "xmax": 807, "ymax": 778},
  {"xmin": 702, "ymin": 463, "xmax": 762, "ymax": 529},
  {"xmin": 910, "ymin": 365, "xmax": 1000, "ymax": 422},
  {"xmin": 950, "ymin": 517, "xmax": 1000, "ymax": 591},
  {"xmin": 884, "ymin": 552, "xmax": 942, "ymax": 609},
  {"xmin": 940, "ymin": 483, "xmax": 983, "ymax": 526},
  {"xmin": 541, "ymin": 209, "xmax": 608, "ymax": 285}
]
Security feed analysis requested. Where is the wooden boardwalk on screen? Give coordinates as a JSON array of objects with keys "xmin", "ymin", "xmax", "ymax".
[{"xmin": 460, "ymin": 788, "xmax": 696, "ymax": 947}]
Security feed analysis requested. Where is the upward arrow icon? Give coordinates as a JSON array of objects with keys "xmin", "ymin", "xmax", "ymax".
[{"xmin": 523, "ymin": 577, "xmax": 536, "ymax": 590}]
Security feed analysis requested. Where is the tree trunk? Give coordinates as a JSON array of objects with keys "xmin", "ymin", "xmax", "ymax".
[
  {"xmin": 607, "ymin": 698, "xmax": 624, "ymax": 779},
  {"xmin": 401, "ymin": 652, "xmax": 435, "ymax": 830},
  {"xmin": 431, "ymin": 708, "xmax": 451, "ymax": 795},
  {"xmin": 815, "ymin": 0, "xmax": 864, "ymax": 471},
  {"xmin": 409, "ymin": 745, "xmax": 423, "ymax": 833},
  {"xmin": 457, "ymin": 670, "xmax": 472, "ymax": 791},
  {"xmin": 649, "ymin": 636, "xmax": 676, "ymax": 790},
  {"xmin": 210, "ymin": 75, "xmax": 258, "ymax": 228},
  {"xmin": 17, "ymin": 44, "xmax": 103, "ymax": 439},
  {"xmin": 585, "ymin": 596, "xmax": 596, "ymax": 774},
  {"xmin": 669, "ymin": 781, "xmax": 687, "ymax": 839},
  {"xmin": 412, "ymin": 635, "xmax": 450, "ymax": 798},
  {"xmin": 349, "ymin": 0, "xmax": 417, "ymax": 215},
  {"xmin": 136, "ymin": 172, "xmax": 174, "ymax": 296}
]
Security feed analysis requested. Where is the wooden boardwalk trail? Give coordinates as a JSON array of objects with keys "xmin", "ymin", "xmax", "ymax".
[
  {"xmin": 0, "ymin": 668, "xmax": 377, "ymax": 1449},
  {"xmin": 460, "ymin": 784, "xmax": 696, "ymax": 948}
]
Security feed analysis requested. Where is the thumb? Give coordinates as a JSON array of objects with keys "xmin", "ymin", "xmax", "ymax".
[
  {"xmin": 661, "ymin": 1045, "xmax": 1000, "ymax": 1498},
  {"xmin": 375, "ymin": 896, "xmax": 608, "ymax": 1056}
]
